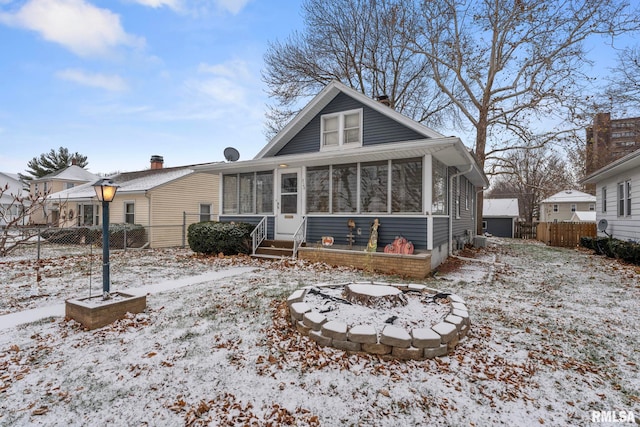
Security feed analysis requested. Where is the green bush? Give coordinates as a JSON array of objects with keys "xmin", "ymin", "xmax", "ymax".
[
  {"xmin": 584, "ymin": 235, "xmax": 640, "ymax": 266},
  {"xmin": 187, "ymin": 221, "xmax": 255, "ymax": 255},
  {"xmin": 579, "ymin": 236, "xmax": 594, "ymax": 250}
]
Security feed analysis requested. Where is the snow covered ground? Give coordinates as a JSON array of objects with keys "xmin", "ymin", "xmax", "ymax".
[{"xmin": 0, "ymin": 239, "xmax": 638, "ymax": 426}]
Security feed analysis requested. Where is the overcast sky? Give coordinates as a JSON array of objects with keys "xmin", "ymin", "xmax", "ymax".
[{"xmin": 0, "ymin": 0, "xmax": 304, "ymax": 175}]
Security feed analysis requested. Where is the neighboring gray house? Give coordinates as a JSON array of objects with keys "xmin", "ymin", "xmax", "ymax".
[
  {"xmin": 0, "ymin": 172, "xmax": 29, "ymax": 226},
  {"xmin": 582, "ymin": 148, "xmax": 640, "ymax": 242},
  {"xmin": 196, "ymin": 80, "xmax": 488, "ymax": 270},
  {"xmin": 482, "ymin": 198, "xmax": 520, "ymax": 238}
]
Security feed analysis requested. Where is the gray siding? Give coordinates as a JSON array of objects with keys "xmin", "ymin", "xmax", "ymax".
[
  {"xmin": 452, "ymin": 173, "xmax": 475, "ymax": 241},
  {"xmin": 484, "ymin": 218, "xmax": 513, "ymax": 238},
  {"xmin": 276, "ymin": 92, "xmax": 425, "ymax": 156},
  {"xmin": 219, "ymin": 215, "xmax": 275, "ymax": 240},
  {"xmin": 306, "ymin": 216, "xmax": 427, "ymax": 249},
  {"xmin": 433, "ymin": 217, "xmax": 449, "ymax": 247}
]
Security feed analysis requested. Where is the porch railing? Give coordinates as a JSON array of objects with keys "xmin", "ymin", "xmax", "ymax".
[
  {"xmin": 292, "ymin": 216, "xmax": 307, "ymax": 258},
  {"xmin": 251, "ymin": 216, "xmax": 268, "ymax": 255}
]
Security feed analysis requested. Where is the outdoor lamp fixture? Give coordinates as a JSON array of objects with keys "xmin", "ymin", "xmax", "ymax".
[{"xmin": 93, "ymin": 178, "xmax": 119, "ymax": 299}]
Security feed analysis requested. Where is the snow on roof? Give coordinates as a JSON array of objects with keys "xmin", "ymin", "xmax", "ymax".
[
  {"xmin": 34, "ymin": 165, "xmax": 100, "ymax": 183},
  {"xmin": 0, "ymin": 172, "xmax": 27, "ymax": 202},
  {"xmin": 569, "ymin": 211, "xmax": 597, "ymax": 222},
  {"xmin": 483, "ymin": 198, "xmax": 519, "ymax": 218},
  {"xmin": 47, "ymin": 167, "xmax": 195, "ymax": 200},
  {"xmin": 540, "ymin": 189, "xmax": 595, "ymax": 204}
]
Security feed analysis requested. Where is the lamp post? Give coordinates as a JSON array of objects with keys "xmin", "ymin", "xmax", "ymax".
[{"xmin": 93, "ymin": 179, "xmax": 119, "ymax": 299}]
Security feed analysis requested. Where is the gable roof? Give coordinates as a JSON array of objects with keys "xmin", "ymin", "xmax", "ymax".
[
  {"xmin": 570, "ymin": 211, "xmax": 596, "ymax": 222},
  {"xmin": 32, "ymin": 165, "xmax": 99, "ymax": 183},
  {"xmin": 47, "ymin": 166, "xmax": 203, "ymax": 201},
  {"xmin": 197, "ymin": 80, "xmax": 488, "ymax": 188},
  {"xmin": 483, "ymin": 198, "xmax": 519, "ymax": 218},
  {"xmin": 540, "ymin": 189, "xmax": 595, "ymax": 204},
  {"xmin": 581, "ymin": 148, "xmax": 640, "ymax": 184},
  {"xmin": 255, "ymin": 80, "xmax": 445, "ymax": 159}
]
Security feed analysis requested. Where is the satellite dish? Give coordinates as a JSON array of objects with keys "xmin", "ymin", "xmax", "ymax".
[
  {"xmin": 597, "ymin": 218, "xmax": 608, "ymax": 232},
  {"xmin": 223, "ymin": 147, "xmax": 240, "ymax": 162}
]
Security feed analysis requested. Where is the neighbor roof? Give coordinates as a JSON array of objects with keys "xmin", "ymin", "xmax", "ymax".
[
  {"xmin": 540, "ymin": 190, "xmax": 595, "ymax": 204},
  {"xmin": 47, "ymin": 166, "xmax": 198, "ymax": 201},
  {"xmin": 483, "ymin": 198, "xmax": 519, "ymax": 218},
  {"xmin": 570, "ymin": 211, "xmax": 597, "ymax": 222},
  {"xmin": 581, "ymin": 148, "xmax": 640, "ymax": 184},
  {"xmin": 32, "ymin": 165, "xmax": 99, "ymax": 183}
]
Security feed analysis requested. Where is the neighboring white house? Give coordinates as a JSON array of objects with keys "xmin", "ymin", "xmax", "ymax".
[
  {"xmin": 0, "ymin": 172, "xmax": 29, "ymax": 226},
  {"xmin": 482, "ymin": 198, "xmax": 520, "ymax": 238},
  {"xmin": 539, "ymin": 190, "xmax": 596, "ymax": 222},
  {"xmin": 582, "ymin": 148, "xmax": 640, "ymax": 242}
]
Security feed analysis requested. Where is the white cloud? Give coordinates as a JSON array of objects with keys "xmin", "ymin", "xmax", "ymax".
[
  {"xmin": 128, "ymin": 0, "xmax": 182, "ymax": 11},
  {"xmin": 214, "ymin": 0, "xmax": 250, "ymax": 15},
  {"xmin": 0, "ymin": 0, "xmax": 144, "ymax": 57},
  {"xmin": 56, "ymin": 68, "xmax": 128, "ymax": 91},
  {"xmin": 197, "ymin": 59, "xmax": 251, "ymax": 80}
]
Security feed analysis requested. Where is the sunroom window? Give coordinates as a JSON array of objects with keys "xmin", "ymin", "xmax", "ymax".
[
  {"xmin": 223, "ymin": 172, "xmax": 274, "ymax": 215},
  {"xmin": 320, "ymin": 109, "xmax": 362, "ymax": 150},
  {"xmin": 391, "ymin": 158, "xmax": 422, "ymax": 213}
]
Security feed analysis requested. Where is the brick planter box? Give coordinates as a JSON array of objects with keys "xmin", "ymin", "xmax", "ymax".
[
  {"xmin": 65, "ymin": 292, "xmax": 147, "ymax": 330},
  {"xmin": 297, "ymin": 246, "xmax": 432, "ymax": 278}
]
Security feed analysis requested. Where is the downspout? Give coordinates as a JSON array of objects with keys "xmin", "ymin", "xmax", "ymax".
[{"xmin": 449, "ymin": 165, "xmax": 473, "ymax": 256}]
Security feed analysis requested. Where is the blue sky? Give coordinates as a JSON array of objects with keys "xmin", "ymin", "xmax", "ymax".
[
  {"xmin": 0, "ymin": 0, "xmax": 633, "ymax": 176},
  {"xmin": 0, "ymin": 0, "xmax": 304, "ymax": 175}
]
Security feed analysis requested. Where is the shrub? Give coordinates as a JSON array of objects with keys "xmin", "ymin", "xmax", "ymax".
[
  {"xmin": 586, "ymin": 236, "xmax": 640, "ymax": 266},
  {"xmin": 579, "ymin": 236, "xmax": 594, "ymax": 250},
  {"xmin": 188, "ymin": 221, "xmax": 255, "ymax": 255}
]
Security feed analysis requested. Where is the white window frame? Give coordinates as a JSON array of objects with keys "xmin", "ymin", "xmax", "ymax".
[
  {"xmin": 625, "ymin": 180, "xmax": 632, "ymax": 217},
  {"xmin": 571, "ymin": 204, "xmax": 577, "ymax": 212},
  {"xmin": 124, "ymin": 202, "xmax": 135, "ymax": 224},
  {"xmin": 199, "ymin": 204, "xmax": 212, "ymax": 222},
  {"xmin": 618, "ymin": 181, "xmax": 632, "ymax": 217},
  {"xmin": 553, "ymin": 204, "xmax": 559, "ymax": 213},
  {"xmin": 320, "ymin": 108, "xmax": 363, "ymax": 151},
  {"xmin": 602, "ymin": 187, "xmax": 607, "ymax": 213}
]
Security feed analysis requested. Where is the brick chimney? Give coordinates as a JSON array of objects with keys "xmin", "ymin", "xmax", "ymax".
[
  {"xmin": 150, "ymin": 155, "xmax": 164, "ymax": 170},
  {"xmin": 71, "ymin": 157, "xmax": 77, "ymax": 166},
  {"xmin": 376, "ymin": 94, "xmax": 392, "ymax": 108}
]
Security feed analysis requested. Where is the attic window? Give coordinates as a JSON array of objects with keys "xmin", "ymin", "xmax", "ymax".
[{"xmin": 321, "ymin": 109, "xmax": 362, "ymax": 150}]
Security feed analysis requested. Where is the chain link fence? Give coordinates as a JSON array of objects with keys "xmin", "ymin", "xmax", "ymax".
[{"xmin": 1, "ymin": 224, "xmax": 190, "ymax": 261}]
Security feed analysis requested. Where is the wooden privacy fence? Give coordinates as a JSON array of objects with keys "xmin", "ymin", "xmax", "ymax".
[{"xmin": 536, "ymin": 222, "xmax": 597, "ymax": 247}]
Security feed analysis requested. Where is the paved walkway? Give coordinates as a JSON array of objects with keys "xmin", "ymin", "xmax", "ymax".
[{"xmin": 0, "ymin": 266, "xmax": 257, "ymax": 331}]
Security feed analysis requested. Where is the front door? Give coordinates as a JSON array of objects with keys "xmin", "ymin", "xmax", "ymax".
[{"xmin": 276, "ymin": 168, "xmax": 302, "ymax": 239}]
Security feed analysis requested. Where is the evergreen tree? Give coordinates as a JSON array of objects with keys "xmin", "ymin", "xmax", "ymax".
[{"xmin": 20, "ymin": 147, "xmax": 89, "ymax": 180}]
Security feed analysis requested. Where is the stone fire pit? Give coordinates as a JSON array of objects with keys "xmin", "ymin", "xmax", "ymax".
[{"xmin": 287, "ymin": 282, "xmax": 470, "ymax": 360}]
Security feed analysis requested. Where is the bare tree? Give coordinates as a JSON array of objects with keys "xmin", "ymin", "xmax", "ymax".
[
  {"xmin": 0, "ymin": 185, "xmax": 50, "ymax": 256},
  {"xmin": 606, "ymin": 46, "xmax": 640, "ymax": 114},
  {"xmin": 411, "ymin": 0, "xmax": 640, "ymax": 232},
  {"xmin": 487, "ymin": 143, "xmax": 575, "ymax": 224},
  {"xmin": 263, "ymin": 0, "xmax": 450, "ymax": 138}
]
